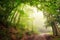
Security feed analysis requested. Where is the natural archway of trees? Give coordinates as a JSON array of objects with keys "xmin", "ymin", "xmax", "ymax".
[{"xmin": 0, "ymin": 0, "xmax": 60, "ymax": 40}]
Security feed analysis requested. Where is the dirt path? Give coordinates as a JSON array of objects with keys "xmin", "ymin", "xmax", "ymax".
[{"xmin": 21, "ymin": 33, "xmax": 53, "ymax": 40}]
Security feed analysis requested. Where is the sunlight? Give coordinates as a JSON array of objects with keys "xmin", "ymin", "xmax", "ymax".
[
  {"xmin": 29, "ymin": 7, "xmax": 43, "ymax": 19},
  {"xmin": 29, "ymin": 7, "xmax": 45, "ymax": 27},
  {"xmin": 28, "ymin": 7, "xmax": 52, "ymax": 33}
]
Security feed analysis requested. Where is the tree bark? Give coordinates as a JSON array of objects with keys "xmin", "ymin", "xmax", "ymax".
[{"xmin": 52, "ymin": 21, "xmax": 59, "ymax": 36}]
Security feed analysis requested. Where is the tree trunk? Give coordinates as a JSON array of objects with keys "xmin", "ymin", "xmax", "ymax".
[{"xmin": 52, "ymin": 21, "xmax": 59, "ymax": 36}]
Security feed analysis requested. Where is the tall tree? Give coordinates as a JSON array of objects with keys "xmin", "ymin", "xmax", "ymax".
[{"xmin": 36, "ymin": 0, "xmax": 60, "ymax": 36}]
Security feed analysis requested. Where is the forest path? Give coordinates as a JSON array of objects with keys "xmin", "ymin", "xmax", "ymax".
[{"xmin": 21, "ymin": 33, "xmax": 53, "ymax": 40}]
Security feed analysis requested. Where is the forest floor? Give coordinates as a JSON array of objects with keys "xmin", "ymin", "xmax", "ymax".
[
  {"xmin": 0, "ymin": 24, "xmax": 60, "ymax": 40},
  {"xmin": 52, "ymin": 36, "xmax": 60, "ymax": 40}
]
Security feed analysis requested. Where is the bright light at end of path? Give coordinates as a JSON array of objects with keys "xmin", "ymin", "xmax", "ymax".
[
  {"xmin": 29, "ymin": 7, "xmax": 44, "ymax": 20},
  {"xmin": 29, "ymin": 7, "xmax": 46, "ymax": 29}
]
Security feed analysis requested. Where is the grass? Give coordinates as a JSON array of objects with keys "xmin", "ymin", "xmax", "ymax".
[{"xmin": 53, "ymin": 38, "xmax": 60, "ymax": 40}]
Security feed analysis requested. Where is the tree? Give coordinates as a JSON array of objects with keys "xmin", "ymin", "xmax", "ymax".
[
  {"xmin": 0, "ymin": 1, "xmax": 39, "ymax": 39},
  {"xmin": 0, "ymin": 0, "xmax": 20, "ymax": 27},
  {"xmin": 36, "ymin": 0, "xmax": 60, "ymax": 36}
]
